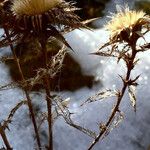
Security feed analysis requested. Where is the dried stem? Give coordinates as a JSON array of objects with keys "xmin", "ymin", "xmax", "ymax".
[
  {"xmin": 4, "ymin": 27, "xmax": 42, "ymax": 150},
  {"xmin": 40, "ymin": 37, "xmax": 53, "ymax": 150},
  {"xmin": 88, "ymin": 43, "xmax": 137, "ymax": 150},
  {"xmin": 0, "ymin": 123, "xmax": 12, "ymax": 150}
]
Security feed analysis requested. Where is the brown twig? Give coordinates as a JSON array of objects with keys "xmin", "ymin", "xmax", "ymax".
[
  {"xmin": 0, "ymin": 123, "xmax": 12, "ymax": 150},
  {"xmin": 88, "ymin": 44, "xmax": 137, "ymax": 150},
  {"xmin": 4, "ymin": 27, "xmax": 42, "ymax": 150}
]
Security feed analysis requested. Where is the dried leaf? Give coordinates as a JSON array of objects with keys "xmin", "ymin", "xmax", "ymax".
[
  {"xmin": 128, "ymin": 85, "xmax": 137, "ymax": 112},
  {"xmin": 53, "ymin": 96, "xmax": 96, "ymax": 138},
  {"xmin": 99, "ymin": 42, "xmax": 111, "ymax": 51},
  {"xmin": 82, "ymin": 17, "xmax": 100, "ymax": 25},
  {"xmin": 48, "ymin": 25, "xmax": 73, "ymax": 51},
  {"xmin": 0, "ymin": 82, "xmax": 18, "ymax": 91},
  {"xmin": 90, "ymin": 51, "xmax": 116, "ymax": 57},
  {"xmin": 81, "ymin": 89, "xmax": 117, "ymax": 106},
  {"xmin": 2, "ymin": 100, "xmax": 27, "ymax": 129},
  {"xmin": 133, "ymin": 59, "xmax": 140, "ymax": 66},
  {"xmin": 70, "ymin": 124, "xmax": 96, "ymax": 139}
]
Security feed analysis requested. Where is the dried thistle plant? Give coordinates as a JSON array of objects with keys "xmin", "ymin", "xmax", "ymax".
[
  {"xmin": 83, "ymin": 6, "xmax": 150, "ymax": 150},
  {"xmin": 0, "ymin": 0, "xmax": 87, "ymax": 149}
]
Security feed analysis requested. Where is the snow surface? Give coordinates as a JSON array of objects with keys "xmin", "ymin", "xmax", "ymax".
[{"xmin": 1, "ymin": 0, "xmax": 150, "ymax": 150}]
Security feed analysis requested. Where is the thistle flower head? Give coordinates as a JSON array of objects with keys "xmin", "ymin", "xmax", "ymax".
[
  {"xmin": 105, "ymin": 7, "xmax": 149, "ymax": 42},
  {"xmin": 4, "ymin": 0, "xmax": 85, "ymax": 49},
  {"xmin": 10, "ymin": 0, "xmax": 84, "ymax": 31},
  {"xmin": 12, "ymin": 0, "xmax": 62, "ymax": 16}
]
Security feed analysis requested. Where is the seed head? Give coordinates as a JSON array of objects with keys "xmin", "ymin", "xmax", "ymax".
[{"xmin": 5, "ymin": 0, "xmax": 85, "ymax": 48}]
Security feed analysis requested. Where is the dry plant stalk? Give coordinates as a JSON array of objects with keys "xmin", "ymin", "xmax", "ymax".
[
  {"xmin": 0, "ymin": 2, "xmax": 41, "ymax": 149},
  {"xmin": 39, "ymin": 38, "xmax": 53, "ymax": 149},
  {"xmin": 4, "ymin": 27, "xmax": 42, "ymax": 150},
  {"xmin": 0, "ymin": 123, "xmax": 12, "ymax": 150},
  {"xmin": 86, "ymin": 7, "xmax": 150, "ymax": 149}
]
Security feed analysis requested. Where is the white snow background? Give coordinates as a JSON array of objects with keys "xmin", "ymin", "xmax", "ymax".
[{"xmin": 0, "ymin": 0, "xmax": 150, "ymax": 150}]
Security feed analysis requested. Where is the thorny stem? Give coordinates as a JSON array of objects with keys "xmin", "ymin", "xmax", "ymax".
[
  {"xmin": 4, "ymin": 27, "xmax": 42, "ymax": 150},
  {"xmin": 0, "ymin": 123, "xmax": 12, "ymax": 150},
  {"xmin": 88, "ymin": 44, "xmax": 137, "ymax": 150},
  {"xmin": 40, "ymin": 38, "xmax": 53, "ymax": 150}
]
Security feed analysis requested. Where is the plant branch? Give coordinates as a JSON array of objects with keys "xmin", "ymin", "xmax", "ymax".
[
  {"xmin": 88, "ymin": 44, "xmax": 137, "ymax": 150},
  {"xmin": 4, "ymin": 27, "xmax": 42, "ymax": 150},
  {"xmin": 0, "ymin": 123, "xmax": 12, "ymax": 150}
]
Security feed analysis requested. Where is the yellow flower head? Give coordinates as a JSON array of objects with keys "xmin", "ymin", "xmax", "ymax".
[
  {"xmin": 106, "ymin": 7, "xmax": 149, "ymax": 40},
  {"xmin": 12, "ymin": 0, "xmax": 62, "ymax": 16}
]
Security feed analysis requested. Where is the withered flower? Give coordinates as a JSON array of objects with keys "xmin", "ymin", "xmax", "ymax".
[
  {"xmin": 106, "ymin": 6, "xmax": 150, "ymax": 43},
  {"xmin": 4, "ymin": 0, "xmax": 85, "ymax": 47}
]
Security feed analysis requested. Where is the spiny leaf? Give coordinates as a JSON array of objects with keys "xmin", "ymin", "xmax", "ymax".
[
  {"xmin": 82, "ymin": 17, "xmax": 100, "ymax": 26},
  {"xmin": 70, "ymin": 124, "xmax": 96, "ymax": 139},
  {"xmin": 81, "ymin": 89, "xmax": 117, "ymax": 106},
  {"xmin": 133, "ymin": 59, "xmax": 140, "ymax": 66},
  {"xmin": 99, "ymin": 42, "xmax": 111, "ymax": 51},
  {"xmin": 48, "ymin": 25, "xmax": 74, "ymax": 51},
  {"xmin": 90, "ymin": 51, "xmax": 116, "ymax": 57}
]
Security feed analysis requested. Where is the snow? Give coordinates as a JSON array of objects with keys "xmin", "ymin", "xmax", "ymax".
[{"xmin": 0, "ymin": 0, "xmax": 150, "ymax": 150}]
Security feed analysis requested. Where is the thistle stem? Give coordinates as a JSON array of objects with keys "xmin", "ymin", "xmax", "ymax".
[
  {"xmin": 40, "ymin": 38, "xmax": 53, "ymax": 150},
  {"xmin": 4, "ymin": 27, "xmax": 42, "ymax": 150},
  {"xmin": 0, "ymin": 124, "xmax": 12, "ymax": 150},
  {"xmin": 88, "ymin": 45, "xmax": 137, "ymax": 150}
]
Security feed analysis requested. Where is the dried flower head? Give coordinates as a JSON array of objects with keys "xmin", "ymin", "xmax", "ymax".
[
  {"xmin": 12, "ymin": 0, "xmax": 62, "ymax": 16},
  {"xmin": 106, "ymin": 6, "xmax": 150, "ymax": 42},
  {"xmin": 10, "ymin": 0, "xmax": 84, "ymax": 32},
  {"xmin": 1, "ymin": 0, "xmax": 85, "ymax": 48}
]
